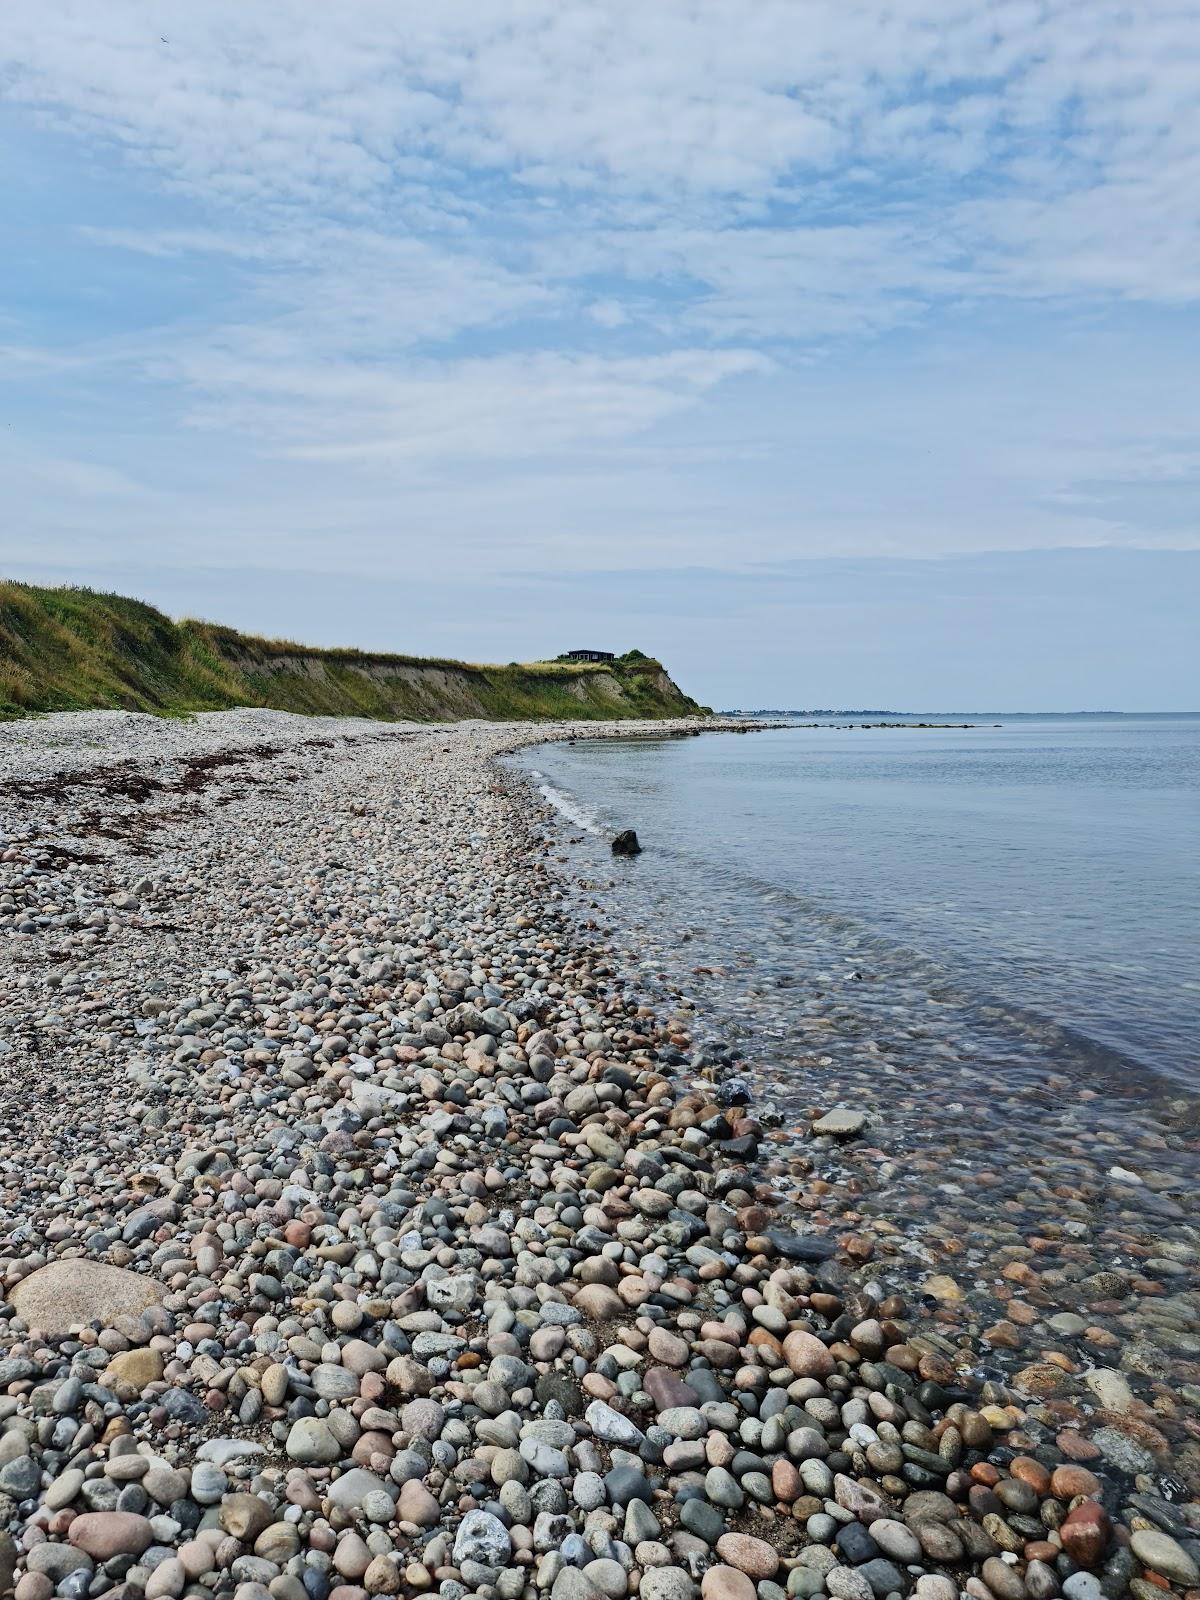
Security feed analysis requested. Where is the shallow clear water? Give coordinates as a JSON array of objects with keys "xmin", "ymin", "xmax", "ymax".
[
  {"xmin": 507, "ymin": 719, "xmax": 1200, "ymax": 1464},
  {"xmin": 518, "ymin": 718, "xmax": 1200, "ymax": 1091}
]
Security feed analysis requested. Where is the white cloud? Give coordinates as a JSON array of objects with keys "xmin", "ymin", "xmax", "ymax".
[
  {"xmin": 6, "ymin": 1, "xmax": 1197, "ymax": 301},
  {"xmin": 170, "ymin": 344, "xmax": 771, "ymax": 463},
  {"xmin": 0, "ymin": 344, "xmax": 92, "ymax": 376},
  {"xmin": 587, "ymin": 300, "xmax": 628, "ymax": 328},
  {"xmin": 1, "ymin": 0, "xmax": 1199, "ymax": 588},
  {"xmin": 88, "ymin": 222, "xmax": 553, "ymax": 349}
]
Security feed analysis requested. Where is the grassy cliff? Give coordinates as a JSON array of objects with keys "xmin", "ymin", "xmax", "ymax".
[{"xmin": 0, "ymin": 582, "xmax": 708, "ymax": 722}]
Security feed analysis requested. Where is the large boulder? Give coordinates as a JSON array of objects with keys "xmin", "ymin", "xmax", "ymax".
[{"xmin": 9, "ymin": 1260, "xmax": 165, "ymax": 1336}]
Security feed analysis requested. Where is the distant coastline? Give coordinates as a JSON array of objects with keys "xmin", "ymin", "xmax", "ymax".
[{"xmin": 722, "ymin": 707, "xmax": 1199, "ymax": 720}]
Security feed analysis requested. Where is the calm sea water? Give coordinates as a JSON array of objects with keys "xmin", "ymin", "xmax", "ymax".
[{"xmin": 515, "ymin": 718, "xmax": 1200, "ymax": 1092}]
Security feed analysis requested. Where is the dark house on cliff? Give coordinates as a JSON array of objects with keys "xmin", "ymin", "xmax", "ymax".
[{"xmin": 563, "ymin": 648, "xmax": 615, "ymax": 662}]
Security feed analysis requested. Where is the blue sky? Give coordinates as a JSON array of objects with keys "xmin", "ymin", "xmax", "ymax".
[{"xmin": 2, "ymin": 1, "xmax": 1198, "ymax": 707}]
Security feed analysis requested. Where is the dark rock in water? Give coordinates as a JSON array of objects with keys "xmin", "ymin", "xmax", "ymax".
[
  {"xmin": 611, "ymin": 829, "xmax": 642, "ymax": 856},
  {"xmin": 1129, "ymin": 1492, "xmax": 1192, "ymax": 1535},
  {"xmin": 602, "ymin": 1065, "xmax": 638, "ymax": 1093},
  {"xmin": 714, "ymin": 1077, "xmax": 752, "ymax": 1106},
  {"xmin": 765, "ymin": 1227, "xmax": 838, "ymax": 1262},
  {"xmin": 699, "ymin": 1112, "xmax": 734, "ymax": 1139},
  {"xmin": 815, "ymin": 1257, "xmax": 851, "ymax": 1290},
  {"xmin": 692, "ymin": 1040, "xmax": 732, "ymax": 1070}
]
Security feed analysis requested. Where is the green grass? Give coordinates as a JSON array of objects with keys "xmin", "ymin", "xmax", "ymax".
[{"xmin": 0, "ymin": 581, "xmax": 708, "ymax": 723}]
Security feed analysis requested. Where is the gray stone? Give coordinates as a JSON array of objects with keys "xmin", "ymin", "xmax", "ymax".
[
  {"xmin": 285, "ymin": 1417, "xmax": 340, "ymax": 1464},
  {"xmin": 657, "ymin": 1406, "xmax": 706, "ymax": 1440},
  {"xmin": 1092, "ymin": 1427, "xmax": 1156, "ymax": 1475},
  {"xmin": 46, "ymin": 1468, "xmax": 85, "ymax": 1510},
  {"xmin": 195, "ymin": 1438, "xmax": 265, "ymax": 1466},
  {"xmin": 572, "ymin": 1471, "xmax": 606, "ymax": 1511},
  {"xmin": 788, "ymin": 1570, "xmax": 827, "ymax": 1599},
  {"xmin": 868, "ymin": 1520, "xmax": 922, "ymax": 1564},
  {"xmin": 680, "ymin": 1499, "xmax": 725, "ymax": 1543},
  {"xmin": 452, "ymin": 1509, "xmax": 512, "ymax": 1568},
  {"xmin": 327, "ymin": 1468, "xmax": 395, "ymax": 1513},
  {"xmin": 858, "ymin": 1560, "xmax": 907, "ymax": 1598},
  {"xmin": 553, "ymin": 1570, "xmax": 602, "ymax": 1600},
  {"xmin": 26, "ymin": 1544, "xmax": 95, "ymax": 1580},
  {"xmin": 826, "ymin": 1569, "xmax": 875, "ymax": 1600},
  {"xmin": 583, "ymin": 1559, "xmax": 628, "ymax": 1599},
  {"xmin": 1082, "ymin": 1368, "xmax": 1133, "ymax": 1413},
  {"xmin": 624, "ymin": 1498, "xmax": 661, "ymax": 1543},
  {"xmin": 585, "ymin": 1400, "xmax": 645, "ymax": 1447},
  {"xmin": 640, "ymin": 1569, "xmax": 696, "ymax": 1600},
  {"xmin": 188, "ymin": 1463, "xmax": 226, "ymax": 1506},
  {"xmin": 0, "ymin": 1456, "xmax": 40, "ymax": 1498},
  {"xmin": 812, "ymin": 1108, "xmax": 865, "ymax": 1138},
  {"xmin": 704, "ymin": 1467, "xmax": 743, "ymax": 1509},
  {"xmin": 1129, "ymin": 1531, "xmax": 1199, "ymax": 1586},
  {"xmin": 427, "ymin": 1272, "xmax": 479, "ymax": 1312},
  {"xmin": 312, "ymin": 1363, "xmax": 359, "ymax": 1400},
  {"xmin": 1062, "ymin": 1576, "xmax": 1104, "ymax": 1600}
]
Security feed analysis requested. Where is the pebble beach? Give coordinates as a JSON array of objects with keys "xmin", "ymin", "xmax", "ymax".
[{"xmin": 0, "ymin": 711, "xmax": 1196, "ymax": 1600}]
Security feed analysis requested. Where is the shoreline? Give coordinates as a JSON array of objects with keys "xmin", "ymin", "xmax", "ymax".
[{"xmin": 0, "ymin": 711, "xmax": 1196, "ymax": 1600}]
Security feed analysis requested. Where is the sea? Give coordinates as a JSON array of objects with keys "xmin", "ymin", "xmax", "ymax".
[{"xmin": 514, "ymin": 715, "xmax": 1200, "ymax": 1095}]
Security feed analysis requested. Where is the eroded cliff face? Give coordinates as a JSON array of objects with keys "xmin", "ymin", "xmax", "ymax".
[
  {"xmin": 218, "ymin": 642, "xmax": 703, "ymax": 720},
  {"xmin": 1, "ymin": 581, "xmax": 707, "ymax": 721}
]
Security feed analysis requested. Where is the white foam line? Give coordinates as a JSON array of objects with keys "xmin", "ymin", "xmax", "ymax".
[{"xmin": 538, "ymin": 780, "xmax": 602, "ymax": 835}]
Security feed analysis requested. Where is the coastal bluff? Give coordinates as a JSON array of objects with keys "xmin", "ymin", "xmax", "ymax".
[{"xmin": 0, "ymin": 582, "xmax": 707, "ymax": 722}]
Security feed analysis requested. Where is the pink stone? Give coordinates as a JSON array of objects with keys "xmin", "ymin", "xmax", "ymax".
[
  {"xmin": 15, "ymin": 1576, "xmax": 55, "ymax": 1600},
  {"xmin": 396, "ymin": 1480, "xmax": 439, "ymax": 1527},
  {"xmin": 783, "ymin": 1329, "xmax": 835, "ymax": 1379},
  {"xmin": 715, "ymin": 1534, "xmax": 779, "ymax": 1580},
  {"xmin": 702, "ymin": 1567, "xmax": 758, "ymax": 1600},
  {"xmin": 572, "ymin": 1284, "xmax": 624, "ymax": 1319},
  {"xmin": 834, "ymin": 1474, "xmax": 894, "ymax": 1522},
  {"xmin": 644, "ymin": 1368, "xmax": 700, "ymax": 1411},
  {"xmin": 647, "ymin": 1327, "xmax": 689, "ymax": 1367},
  {"xmin": 68, "ymin": 1513, "xmax": 153, "ymax": 1561}
]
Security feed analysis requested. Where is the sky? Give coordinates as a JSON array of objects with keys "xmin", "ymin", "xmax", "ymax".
[{"xmin": 2, "ymin": 1, "xmax": 1199, "ymax": 708}]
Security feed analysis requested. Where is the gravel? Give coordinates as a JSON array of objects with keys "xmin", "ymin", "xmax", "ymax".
[{"xmin": 0, "ymin": 707, "xmax": 1196, "ymax": 1600}]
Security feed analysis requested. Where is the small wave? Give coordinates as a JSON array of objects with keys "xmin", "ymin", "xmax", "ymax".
[{"xmin": 538, "ymin": 781, "xmax": 602, "ymax": 835}]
